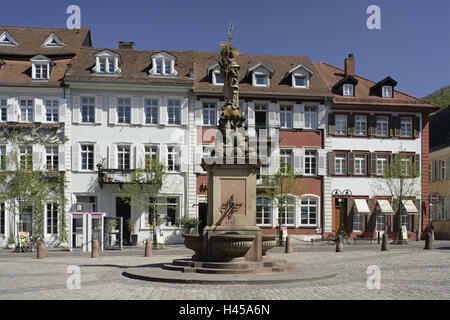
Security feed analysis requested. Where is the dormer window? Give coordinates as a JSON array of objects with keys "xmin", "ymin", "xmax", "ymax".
[
  {"xmin": 343, "ymin": 84, "xmax": 354, "ymax": 96},
  {"xmin": 0, "ymin": 31, "xmax": 18, "ymax": 46},
  {"xmin": 150, "ymin": 52, "xmax": 177, "ymax": 77},
  {"xmin": 94, "ymin": 50, "xmax": 121, "ymax": 75},
  {"xmin": 30, "ymin": 55, "xmax": 51, "ymax": 80},
  {"xmin": 248, "ymin": 62, "xmax": 274, "ymax": 88},
  {"xmin": 42, "ymin": 33, "xmax": 66, "ymax": 47},
  {"xmin": 288, "ymin": 64, "xmax": 314, "ymax": 88},
  {"xmin": 207, "ymin": 63, "xmax": 224, "ymax": 86},
  {"xmin": 382, "ymin": 85, "xmax": 393, "ymax": 98}
]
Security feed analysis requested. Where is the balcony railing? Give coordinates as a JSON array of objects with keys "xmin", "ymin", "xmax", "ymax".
[{"xmin": 97, "ymin": 168, "xmax": 156, "ymax": 189}]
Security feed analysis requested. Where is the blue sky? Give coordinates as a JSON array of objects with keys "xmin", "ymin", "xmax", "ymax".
[{"xmin": 3, "ymin": 0, "xmax": 449, "ymax": 98}]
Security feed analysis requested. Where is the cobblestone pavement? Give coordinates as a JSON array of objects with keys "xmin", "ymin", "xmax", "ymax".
[{"xmin": 0, "ymin": 241, "xmax": 449, "ymax": 300}]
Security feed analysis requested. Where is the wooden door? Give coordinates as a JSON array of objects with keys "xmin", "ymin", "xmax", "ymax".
[{"xmin": 334, "ymin": 206, "xmax": 341, "ymax": 232}]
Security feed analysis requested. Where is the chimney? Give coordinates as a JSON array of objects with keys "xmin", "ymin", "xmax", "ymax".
[
  {"xmin": 118, "ymin": 41, "xmax": 135, "ymax": 49},
  {"xmin": 345, "ymin": 53, "xmax": 355, "ymax": 76}
]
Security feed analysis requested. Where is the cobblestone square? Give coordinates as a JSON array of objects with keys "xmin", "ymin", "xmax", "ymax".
[{"xmin": 1, "ymin": 240, "xmax": 449, "ymax": 300}]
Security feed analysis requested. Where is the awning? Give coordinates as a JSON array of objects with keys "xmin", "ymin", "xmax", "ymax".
[
  {"xmin": 377, "ymin": 200, "xmax": 394, "ymax": 215},
  {"xmin": 402, "ymin": 200, "xmax": 419, "ymax": 215},
  {"xmin": 354, "ymin": 199, "xmax": 371, "ymax": 215}
]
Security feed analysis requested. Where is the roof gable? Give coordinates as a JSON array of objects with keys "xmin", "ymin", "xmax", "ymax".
[
  {"xmin": 42, "ymin": 33, "xmax": 66, "ymax": 47},
  {"xmin": 248, "ymin": 61, "xmax": 274, "ymax": 76},
  {"xmin": 0, "ymin": 31, "xmax": 18, "ymax": 46}
]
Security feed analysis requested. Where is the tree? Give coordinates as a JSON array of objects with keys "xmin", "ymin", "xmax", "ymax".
[
  {"xmin": 370, "ymin": 153, "xmax": 421, "ymax": 244},
  {"xmin": 260, "ymin": 161, "xmax": 305, "ymax": 245},
  {"xmin": 0, "ymin": 147, "xmax": 66, "ymax": 250},
  {"xmin": 119, "ymin": 152, "xmax": 167, "ymax": 249}
]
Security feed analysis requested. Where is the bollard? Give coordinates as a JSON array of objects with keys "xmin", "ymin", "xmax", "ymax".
[
  {"xmin": 336, "ymin": 235, "xmax": 344, "ymax": 252},
  {"xmin": 145, "ymin": 238, "xmax": 152, "ymax": 257},
  {"xmin": 37, "ymin": 241, "xmax": 45, "ymax": 259},
  {"xmin": 431, "ymin": 230, "xmax": 435, "ymax": 242},
  {"xmin": 91, "ymin": 240, "xmax": 99, "ymax": 258},
  {"xmin": 377, "ymin": 232, "xmax": 380, "ymax": 244},
  {"xmin": 381, "ymin": 233, "xmax": 389, "ymax": 251},
  {"xmin": 285, "ymin": 236, "xmax": 292, "ymax": 253},
  {"xmin": 424, "ymin": 232, "xmax": 432, "ymax": 250}
]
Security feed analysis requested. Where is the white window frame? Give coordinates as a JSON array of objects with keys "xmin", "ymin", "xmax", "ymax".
[
  {"xmin": 145, "ymin": 98, "xmax": 158, "ymax": 125},
  {"xmin": 353, "ymin": 213, "xmax": 364, "ymax": 232},
  {"xmin": 203, "ymin": 102, "xmax": 217, "ymax": 126},
  {"xmin": 335, "ymin": 153, "xmax": 347, "ymax": 175},
  {"xmin": 144, "ymin": 145, "xmax": 159, "ymax": 169},
  {"xmin": 300, "ymin": 196, "xmax": 319, "ymax": 226},
  {"xmin": 81, "ymin": 97, "xmax": 95, "ymax": 123},
  {"xmin": 376, "ymin": 116, "xmax": 389, "ymax": 136},
  {"xmin": 45, "ymin": 145, "xmax": 59, "ymax": 172},
  {"xmin": 376, "ymin": 154, "xmax": 389, "ymax": 175},
  {"xmin": 304, "ymin": 106, "xmax": 317, "ymax": 129},
  {"xmin": 31, "ymin": 55, "xmax": 51, "ymax": 81},
  {"xmin": 343, "ymin": 84, "xmax": 354, "ymax": 97},
  {"xmin": 46, "ymin": 203, "xmax": 58, "ymax": 235},
  {"xmin": 80, "ymin": 144, "xmax": 94, "ymax": 171},
  {"xmin": 279, "ymin": 197, "xmax": 296, "ymax": 226},
  {"xmin": 279, "ymin": 105, "xmax": 292, "ymax": 129},
  {"xmin": 167, "ymin": 146, "xmax": 180, "ymax": 172},
  {"xmin": 279, "ymin": 148, "xmax": 294, "ymax": 174},
  {"xmin": 0, "ymin": 98, "xmax": 7, "ymax": 122},
  {"xmin": 20, "ymin": 99, "xmax": 34, "ymax": 122},
  {"xmin": 354, "ymin": 115, "xmax": 367, "ymax": 135},
  {"xmin": 354, "ymin": 154, "xmax": 367, "ymax": 175},
  {"xmin": 94, "ymin": 51, "xmax": 120, "ymax": 75},
  {"xmin": 304, "ymin": 150, "xmax": 317, "ymax": 175},
  {"xmin": 20, "ymin": 145, "xmax": 33, "ymax": 169},
  {"xmin": 400, "ymin": 117, "xmax": 413, "ymax": 137},
  {"xmin": 256, "ymin": 197, "xmax": 272, "ymax": 226},
  {"xmin": 117, "ymin": 145, "xmax": 131, "ymax": 170},
  {"xmin": 376, "ymin": 211, "xmax": 387, "ymax": 232},
  {"xmin": 45, "ymin": 99, "xmax": 59, "ymax": 123},
  {"xmin": 117, "ymin": 98, "xmax": 131, "ymax": 124},
  {"xmin": 150, "ymin": 52, "xmax": 177, "ymax": 77},
  {"xmin": 335, "ymin": 115, "xmax": 347, "ymax": 135},
  {"xmin": 167, "ymin": 99, "xmax": 181, "ymax": 125},
  {"xmin": 213, "ymin": 70, "xmax": 224, "ymax": 85},
  {"xmin": 382, "ymin": 85, "xmax": 393, "ymax": 98}
]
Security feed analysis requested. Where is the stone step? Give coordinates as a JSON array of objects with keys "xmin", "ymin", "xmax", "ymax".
[
  {"xmin": 201, "ymin": 261, "xmax": 264, "ymax": 270},
  {"xmin": 195, "ymin": 267, "xmax": 272, "ymax": 275},
  {"xmin": 172, "ymin": 259, "xmax": 195, "ymax": 267},
  {"xmin": 162, "ymin": 264, "xmax": 196, "ymax": 273}
]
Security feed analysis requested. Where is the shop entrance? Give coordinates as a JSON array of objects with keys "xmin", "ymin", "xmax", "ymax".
[{"xmin": 116, "ymin": 197, "xmax": 131, "ymax": 245}]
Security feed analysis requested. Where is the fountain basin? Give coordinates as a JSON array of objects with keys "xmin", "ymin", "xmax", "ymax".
[
  {"xmin": 262, "ymin": 235, "xmax": 277, "ymax": 256},
  {"xmin": 210, "ymin": 233, "xmax": 255, "ymax": 261},
  {"xmin": 183, "ymin": 234, "xmax": 203, "ymax": 260}
]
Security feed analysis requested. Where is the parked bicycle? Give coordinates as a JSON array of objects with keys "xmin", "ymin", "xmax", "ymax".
[{"xmin": 325, "ymin": 233, "xmax": 351, "ymax": 246}]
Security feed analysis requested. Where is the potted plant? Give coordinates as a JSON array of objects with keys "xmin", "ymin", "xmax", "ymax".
[
  {"xmin": 178, "ymin": 216, "xmax": 200, "ymax": 235},
  {"xmin": 7, "ymin": 235, "xmax": 16, "ymax": 249},
  {"xmin": 127, "ymin": 218, "xmax": 137, "ymax": 246}
]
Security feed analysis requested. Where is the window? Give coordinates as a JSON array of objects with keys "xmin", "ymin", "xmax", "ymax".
[
  {"xmin": 98, "ymin": 57, "xmax": 115, "ymax": 73},
  {"xmin": 45, "ymin": 100, "xmax": 59, "ymax": 122},
  {"xmin": 355, "ymin": 115, "xmax": 367, "ymax": 135},
  {"xmin": 255, "ymin": 104, "xmax": 267, "ymax": 128},
  {"xmin": 301, "ymin": 197, "xmax": 317, "ymax": 225},
  {"xmin": 0, "ymin": 99, "xmax": 6, "ymax": 121},
  {"xmin": 0, "ymin": 145, "xmax": 5, "ymax": 170},
  {"xmin": 165, "ymin": 197, "xmax": 179, "ymax": 225},
  {"xmin": 376, "ymin": 212, "xmax": 387, "ymax": 232},
  {"xmin": 335, "ymin": 115, "xmax": 347, "ymax": 135},
  {"xmin": 399, "ymin": 155, "xmax": 413, "ymax": 176},
  {"xmin": 45, "ymin": 146, "xmax": 59, "ymax": 171},
  {"xmin": 376, "ymin": 154, "xmax": 389, "ymax": 175},
  {"xmin": 280, "ymin": 149, "xmax": 293, "ymax": 174},
  {"xmin": 440, "ymin": 159, "xmax": 446, "ymax": 180},
  {"xmin": 118, "ymin": 98, "xmax": 131, "ymax": 124},
  {"xmin": 335, "ymin": 153, "xmax": 347, "ymax": 175},
  {"xmin": 400, "ymin": 117, "xmax": 412, "ymax": 137},
  {"xmin": 81, "ymin": 97, "xmax": 95, "ymax": 123},
  {"xmin": 145, "ymin": 99, "xmax": 158, "ymax": 124},
  {"xmin": 256, "ymin": 197, "xmax": 271, "ymax": 225},
  {"xmin": 167, "ymin": 146, "xmax": 180, "ymax": 172},
  {"xmin": 280, "ymin": 106, "xmax": 292, "ymax": 129},
  {"xmin": 353, "ymin": 213, "xmax": 364, "ymax": 231},
  {"xmin": 80, "ymin": 145, "xmax": 94, "ymax": 170},
  {"xmin": 34, "ymin": 63, "xmax": 49, "ymax": 80},
  {"xmin": 304, "ymin": 106, "xmax": 317, "ymax": 129},
  {"xmin": 354, "ymin": 154, "xmax": 367, "ymax": 175},
  {"xmin": 20, "ymin": 146, "xmax": 32, "ymax": 170},
  {"xmin": 154, "ymin": 59, "xmax": 173, "ymax": 76},
  {"xmin": 0, "ymin": 203, "xmax": 5, "ymax": 234},
  {"xmin": 294, "ymin": 76, "xmax": 307, "ymax": 87},
  {"xmin": 382, "ymin": 86, "xmax": 393, "ymax": 98},
  {"xmin": 401, "ymin": 212, "xmax": 412, "ymax": 232},
  {"xmin": 376, "ymin": 116, "xmax": 389, "ymax": 136},
  {"xmin": 144, "ymin": 145, "xmax": 158, "ymax": 169},
  {"xmin": 254, "ymin": 73, "xmax": 268, "ymax": 86},
  {"xmin": 0, "ymin": 31, "xmax": 18, "ymax": 46},
  {"xmin": 22, "ymin": 206, "xmax": 33, "ymax": 235},
  {"xmin": 117, "ymin": 145, "xmax": 131, "ymax": 170},
  {"xmin": 20, "ymin": 99, "xmax": 34, "ymax": 122},
  {"xmin": 76, "ymin": 195, "xmax": 97, "ymax": 212},
  {"xmin": 213, "ymin": 70, "xmax": 224, "ymax": 85},
  {"xmin": 343, "ymin": 84, "xmax": 354, "ymax": 96},
  {"xmin": 304, "ymin": 150, "xmax": 317, "ymax": 175},
  {"xmin": 279, "ymin": 198, "xmax": 295, "ymax": 225},
  {"xmin": 203, "ymin": 103, "xmax": 216, "ymax": 126},
  {"xmin": 167, "ymin": 99, "xmax": 181, "ymax": 124},
  {"xmin": 46, "ymin": 203, "xmax": 58, "ymax": 234}
]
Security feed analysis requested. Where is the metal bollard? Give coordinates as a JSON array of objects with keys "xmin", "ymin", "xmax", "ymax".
[
  {"xmin": 336, "ymin": 235, "xmax": 344, "ymax": 252},
  {"xmin": 285, "ymin": 236, "xmax": 292, "ymax": 253},
  {"xmin": 91, "ymin": 240, "xmax": 99, "ymax": 258},
  {"xmin": 381, "ymin": 233, "xmax": 389, "ymax": 251},
  {"xmin": 377, "ymin": 232, "xmax": 380, "ymax": 244},
  {"xmin": 145, "ymin": 238, "xmax": 152, "ymax": 257},
  {"xmin": 37, "ymin": 241, "xmax": 45, "ymax": 259},
  {"xmin": 431, "ymin": 230, "xmax": 435, "ymax": 242},
  {"xmin": 424, "ymin": 233, "xmax": 432, "ymax": 250}
]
